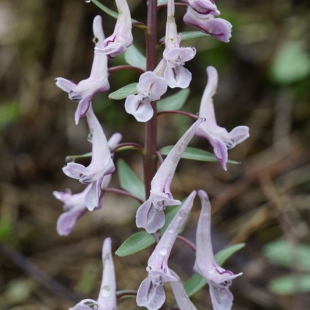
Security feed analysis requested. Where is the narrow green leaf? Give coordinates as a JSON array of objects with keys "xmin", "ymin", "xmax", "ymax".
[
  {"xmin": 115, "ymin": 231, "xmax": 155, "ymax": 257},
  {"xmin": 117, "ymin": 159, "xmax": 145, "ymax": 200},
  {"xmin": 109, "ymin": 83, "xmax": 138, "ymax": 100},
  {"xmin": 215, "ymin": 243, "xmax": 245, "ymax": 266},
  {"xmin": 180, "ymin": 31, "xmax": 209, "ymax": 41},
  {"xmin": 268, "ymin": 274, "xmax": 310, "ymax": 294},
  {"xmin": 159, "ymin": 146, "xmax": 239, "ymax": 165},
  {"xmin": 263, "ymin": 239, "xmax": 310, "ymax": 271},
  {"xmin": 124, "ymin": 45, "xmax": 146, "ymax": 70},
  {"xmin": 157, "ymin": 89, "xmax": 190, "ymax": 112}
]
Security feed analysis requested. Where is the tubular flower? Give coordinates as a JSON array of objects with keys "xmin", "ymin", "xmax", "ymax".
[
  {"xmin": 125, "ymin": 71, "xmax": 167, "ymax": 122},
  {"xmin": 194, "ymin": 190, "xmax": 242, "ymax": 310},
  {"xmin": 163, "ymin": 0, "xmax": 196, "ymax": 88},
  {"xmin": 55, "ymin": 16, "xmax": 109, "ymax": 124},
  {"xmin": 137, "ymin": 191, "xmax": 197, "ymax": 310},
  {"xmin": 183, "ymin": 7, "xmax": 232, "ymax": 43},
  {"xmin": 196, "ymin": 66, "xmax": 249, "ymax": 170},
  {"xmin": 102, "ymin": 0, "xmax": 133, "ymax": 58},
  {"xmin": 63, "ymin": 104, "xmax": 121, "ymax": 210},
  {"xmin": 136, "ymin": 118, "xmax": 203, "ymax": 233},
  {"xmin": 54, "ymin": 132, "xmax": 121, "ymax": 235},
  {"xmin": 69, "ymin": 238, "xmax": 117, "ymax": 310}
]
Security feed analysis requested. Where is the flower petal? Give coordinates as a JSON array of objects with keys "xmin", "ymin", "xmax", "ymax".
[{"xmin": 136, "ymin": 277, "xmax": 166, "ymax": 310}]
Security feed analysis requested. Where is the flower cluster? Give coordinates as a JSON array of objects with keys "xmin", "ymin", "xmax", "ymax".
[{"xmin": 52, "ymin": 0, "xmax": 249, "ymax": 310}]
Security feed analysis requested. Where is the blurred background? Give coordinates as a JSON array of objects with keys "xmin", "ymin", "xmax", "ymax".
[{"xmin": 0, "ymin": 0, "xmax": 310, "ymax": 309}]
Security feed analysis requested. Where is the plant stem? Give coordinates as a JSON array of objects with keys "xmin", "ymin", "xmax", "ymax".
[{"xmin": 143, "ymin": 0, "xmax": 158, "ymax": 196}]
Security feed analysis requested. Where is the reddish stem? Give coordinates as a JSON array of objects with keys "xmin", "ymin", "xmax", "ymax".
[{"xmin": 143, "ymin": 0, "xmax": 158, "ymax": 196}]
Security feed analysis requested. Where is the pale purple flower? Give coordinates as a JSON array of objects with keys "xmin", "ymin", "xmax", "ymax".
[
  {"xmin": 137, "ymin": 191, "xmax": 197, "ymax": 310},
  {"xmin": 196, "ymin": 66, "xmax": 249, "ymax": 170},
  {"xmin": 183, "ymin": 6, "xmax": 232, "ymax": 42},
  {"xmin": 169, "ymin": 270, "xmax": 197, "ymax": 310},
  {"xmin": 136, "ymin": 118, "xmax": 203, "ymax": 233},
  {"xmin": 69, "ymin": 238, "xmax": 117, "ymax": 310},
  {"xmin": 53, "ymin": 185, "xmax": 91, "ymax": 236},
  {"xmin": 54, "ymin": 132, "xmax": 121, "ymax": 235},
  {"xmin": 125, "ymin": 71, "xmax": 167, "ymax": 122},
  {"xmin": 181, "ymin": 0, "xmax": 220, "ymax": 16},
  {"xmin": 63, "ymin": 104, "xmax": 120, "ymax": 210},
  {"xmin": 55, "ymin": 16, "xmax": 110, "ymax": 124},
  {"xmin": 194, "ymin": 190, "xmax": 242, "ymax": 310},
  {"xmin": 102, "ymin": 0, "xmax": 133, "ymax": 58},
  {"xmin": 163, "ymin": 0, "xmax": 196, "ymax": 88}
]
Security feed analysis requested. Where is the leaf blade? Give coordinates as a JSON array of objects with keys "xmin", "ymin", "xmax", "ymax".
[{"xmin": 117, "ymin": 159, "xmax": 145, "ymax": 200}]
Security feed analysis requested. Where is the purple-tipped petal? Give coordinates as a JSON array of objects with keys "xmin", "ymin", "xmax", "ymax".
[
  {"xmin": 181, "ymin": 0, "xmax": 220, "ymax": 16},
  {"xmin": 194, "ymin": 190, "xmax": 242, "ymax": 310},
  {"xmin": 196, "ymin": 67, "xmax": 249, "ymax": 170},
  {"xmin": 136, "ymin": 277, "xmax": 166, "ymax": 310},
  {"xmin": 103, "ymin": 0, "xmax": 133, "ymax": 58},
  {"xmin": 184, "ymin": 7, "xmax": 232, "ymax": 42},
  {"xmin": 136, "ymin": 199, "xmax": 165, "ymax": 234},
  {"xmin": 56, "ymin": 207, "xmax": 87, "ymax": 236}
]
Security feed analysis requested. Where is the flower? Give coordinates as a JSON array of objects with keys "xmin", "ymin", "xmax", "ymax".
[
  {"xmin": 53, "ymin": 185, "xmax": 90, "ymax": 236},
  {"xmin": 183, "ymin": 6, "xmax": 232, "ymax": 43},
  {"xmin": 136, "ymin": 191, "xmax": 197, "ymax": 310},
  {"xmin": 125, "ymin": 71, "xmax": 167, "ymax": 122},
  {"xmin": 163, "ymin": 0, "xmax": 196, "ymax": 88},
  {"xmin": 55, "ymin": 15, "xmax": 110, "ymax": 124},
  {"xmin": 181, "ymin": 0, "xmax": 220, "ymax": 16},
  {"xmin": 102, "ymin": 0, "xmax": 133, "ymax": 58},
  {"xmin": 194, "ymin": 190, "xmax": 242, "ymax": 310},
  {"xmin": 63, "ymin": 104, "xmax": 121, "ymax": 210},
  {"xmin": 136, "ymin": 118, "xmax": 203, "ymax": 233},
  {"xmin": 196, "ymin": 66, "xmax": 249, "ymax": 170},
  {"xmin": 54, "ymin": 132, "xmax": 121, "ymax": 235},
  {"xmin": 69, "ymin": 238, "xmax": 117, "ymax": 310}
]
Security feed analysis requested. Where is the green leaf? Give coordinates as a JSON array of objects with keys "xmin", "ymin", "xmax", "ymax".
[
  {"xmin": 109, "ymin": 83, "xmax": 138, "ymax": 100},
  {"xmin": 268, "ymin": 274, "xmax": 310, "ymax": 294},
  {"xmin": 183, "ymin": 274, "xmax": 207, "ymax": 298},
  {"xmin": 159, "ymin": 146, "xmax": 239, "ymax": 165},
  {"xmin": 124, "ymin": 45, "xmax": 146, "ymax": 70},
  {"xmin": 180, "ymin": 31, "xmax": 209, "ymax": 41},
  {"xmin": 270, "ymin": 40, "xmax": 310, "ymax": 84},
  {"xmin": 215, "ymin": 243, "xmax": 245, "ymax": 266},
  {"xmin": 157, "ymin": 0, "xmax": 167, "ymax": 6},
  {"xmin": 157, "ymin": 89, "xmax": 190, "ymax": 112},
  {"xmin": 117, "ymin": 159, "xmax": 145, "ymax": 200},
  {"xmin": 263, "ymin": 239, "xmax": 310, "ymax": 271},
  {"xmin": 115, "ymin": 231, "xmax": 155, "ymax": 257}
]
